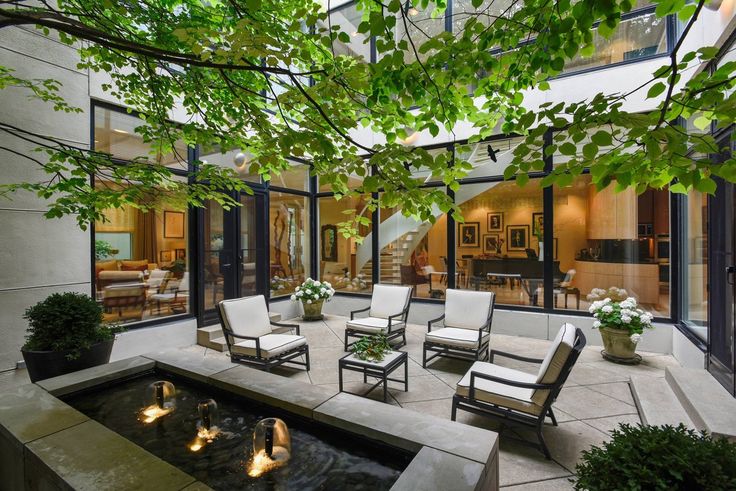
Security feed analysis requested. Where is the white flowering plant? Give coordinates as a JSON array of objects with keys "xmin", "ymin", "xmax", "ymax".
[
  {"xmin": 589, "ymin": 296, "xmax": 653, "ymax": 344},
  {"xmin": 290, "ymin": 277, "xmax": 335, "ymax": 304}
]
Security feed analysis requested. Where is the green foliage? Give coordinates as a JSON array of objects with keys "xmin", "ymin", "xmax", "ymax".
[
  {"xmin": 0, "ymin": 0, "xmax": 734, "ymax": 232},
  {"xmin": 23, "ymin": 292, "xmax": 122, "ymax": 359},
  {"xmin": 575, "ymin": 424, "xmax": 736, "ymax": 491},
  {"xmin": 94, "ymin": 240, "xmax": 114, "ymax": 260},
  {"xmin": 351, "ymin": 334, "xmax": 392, "ymax": 362}
]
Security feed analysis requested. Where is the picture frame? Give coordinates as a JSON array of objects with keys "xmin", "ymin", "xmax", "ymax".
[
  {"xmin": 321, "ymin": 224, "xmax": 338, "ymax": 262},
  {"xmin": 483, "ymin": 234, "xmax": 500, "ymax": 254},
  {"xmin": 458, "ymin": 222, "xmax": 480, "ymax": 248},
  {"xmin": 506, "ymin": 225, "xmax": 530, "ymax": 251},
  {"xmin": 159, "ymin": 250, "xmax": 173, "ymax": 263},
  {"xmin": 532, "ymin": 212, "xmax": 544, "ymax": 237},
  {"xmin": 487, "ymin": 212, "xmax": 503, "ymax": 232},
  {"xmin": 163, "ymin": 211, "xmax": 185, "ymax": 239},
  {"xmin": 175, "ymin": 248, "xmax": 186, "ymax": 260}
]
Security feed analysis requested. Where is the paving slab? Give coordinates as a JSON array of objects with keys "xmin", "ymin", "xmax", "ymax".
[
  {"xmin": 581, "ymin": 413, "xmax": 641, "ymax": 436},
  {"xmin": 501, "ymin": 476, "xmax": 575, "ymax": 490},
  {"xmin": 586, "ymin": 381, "xmax": 636, "ymax": 407},
  {"xmin": 553, "ymin": 386, "xmax": 638, "ymax": 420},
  {"xmin": 209, "ymin": 365, "xmax": 338, "ymax": 418},
  {"xmin": 630, "ymin": 375, "xmax": 694, "ymax": 428},
  {"xmin": 498, "ymin": 439, "xmax": 571, "ymax": 487},
  {"xmin": 36, "ymin": 356, "xmax": 155, "ymax": 396},
  {"xmin": 314, "ymin": 392, "xmax": 498, "ymax": 466},
  {"xmin": 390, "ymin": 446, "xmax": 485, "ymax": 491},
  {"xmin": 143, "ymin": 347, "xmax": 236, "ymax": 383},
  {"xmin": 25, "ymin": 419, "xmax": 196, "ymax": 490}
]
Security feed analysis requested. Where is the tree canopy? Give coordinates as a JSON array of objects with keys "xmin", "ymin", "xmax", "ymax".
[{"xmin": 0, "ymin": 0, "xmax": 734, "ymax": 234}]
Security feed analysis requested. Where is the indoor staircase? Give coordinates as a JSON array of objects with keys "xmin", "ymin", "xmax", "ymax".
[
  {"xmin": 631, "ymin": 367, "xmax": 736, "ymax": 441},
  {"xmin": 196, "ymin": 312, "xmax": 282, "ymax": 352}
]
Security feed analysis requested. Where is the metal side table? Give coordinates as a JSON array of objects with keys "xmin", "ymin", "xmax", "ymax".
[{"xmin": 338, "ymin": 351, "xmax": 408, "ymax": 403}]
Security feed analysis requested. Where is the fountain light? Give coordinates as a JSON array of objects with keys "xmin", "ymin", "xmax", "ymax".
[
  {"xmin": 247, "ymin": 418, "xmax": 291, "ymax": 477},
  {"xmin": 188, "ymin": 399, "xmax": 220, "ymax": 452},
  {"xmin": 139, "ymin": 380, "xmax": 176, "ymax": 424}
]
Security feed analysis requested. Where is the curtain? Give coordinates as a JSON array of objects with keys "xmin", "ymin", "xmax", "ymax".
[{"xmin": 134, "ymin": 210, "xmax": 158, "ymax": 264}]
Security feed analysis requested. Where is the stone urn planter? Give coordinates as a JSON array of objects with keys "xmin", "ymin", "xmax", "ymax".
[
  {"xmin": 301, "ymin": 299, "xmax": 324, "ymax": 321},
  {"xmin": 600, "ymin": 326, "xmax": 641, "ymax": 364}
]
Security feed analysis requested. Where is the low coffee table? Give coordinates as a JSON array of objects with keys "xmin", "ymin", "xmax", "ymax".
[{"xmin": 338, "ymin": 351, "xmax": 408, "ymax": 403}]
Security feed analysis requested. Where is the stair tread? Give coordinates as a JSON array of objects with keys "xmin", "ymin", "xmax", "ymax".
[
  {"xmin": 666, "ymin": 367, "xmax": 736, "ymax": 440},
  {"xmin": 630, "ymin": 375, "xmax": 695, "ymax": 429}
]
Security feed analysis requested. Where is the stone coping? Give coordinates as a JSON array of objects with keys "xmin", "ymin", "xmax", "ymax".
[{"xmin": 0, "ymin": 352, "xmax": 499, "ymax": 491}]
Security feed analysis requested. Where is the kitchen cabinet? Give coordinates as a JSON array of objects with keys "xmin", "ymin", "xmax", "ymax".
[{"xmin": 587, "ymin": 186, "xmax": 637, "ymax": 240}]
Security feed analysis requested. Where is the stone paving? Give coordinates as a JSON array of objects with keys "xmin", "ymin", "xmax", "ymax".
[{"xmin": 0, "ymin": 314, "xmax": 680, "ymax": 489}]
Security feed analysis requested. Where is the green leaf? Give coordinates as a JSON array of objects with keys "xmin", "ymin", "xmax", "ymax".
[
  {"xmin": 591, "ymin": 131, "xmax": 612, "ymax": 147},
  {"xmin": 647, "ymin": 82, "xmax": 666, "ymax": 99}
]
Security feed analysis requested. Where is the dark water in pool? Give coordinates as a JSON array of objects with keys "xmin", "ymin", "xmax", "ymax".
[{"xmin": 65, "ymin": 372, "xmax": 410, "ymax": 490}]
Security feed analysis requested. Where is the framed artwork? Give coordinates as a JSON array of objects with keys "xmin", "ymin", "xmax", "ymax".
[
  {"xmin": 458, "ymin": 222, "xmax": 480, "ymax": 247},
  {"xmin": 321, "ymin": 224, "xmax": 338, "ymax": 262},
  {"xmin": 163, "ymin": 211, "xmax": 185, "ymax": 238},
  {"xmin": 487, "ymin": 212, "xmax": 503, "ymax": 232},
  {"xmin": 506, "ymin": 225, "xmax": 529, "ymax": 251},
  {"xmin": 532, "ymin": 212, "xmax": 544, "ymax": 237},
  {"xmin": 483, "ymin": 234, "xmax": 500, "ymax": 254},
  {"xmin": 159, "ymin": 250, "xmax": 173, "ymax": 263},
  {"xmin": 175, "ymin": 248, "xmax": 186, "ymax": 260}
]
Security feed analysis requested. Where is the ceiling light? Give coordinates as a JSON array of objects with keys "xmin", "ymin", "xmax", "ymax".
[
  {"xmin": 350, "ymin": 31, "xmax": 358, "ymax": 37},
  {"xmin": 112, "ymin": 128, "xmax": 129, "ymax": 135},
  {"xmin": 399, "ymin": 129, "xmax": 419, "ymax": 146},
  {"xmin": 407, "ymin": 7, "xmax": 419, "ymax": 16}
]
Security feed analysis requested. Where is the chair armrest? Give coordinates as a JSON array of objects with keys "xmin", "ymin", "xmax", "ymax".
[
  {"xmin": 489, "ymin": 349, "xmax": 544, "ymax": 364},
  {"xmin": 222, "ymin": 329, "xmax": 262, "ymax": 358},
  {"xmin": 271, "ymin": 321, "xmax": 300, "ymax": 335},
  {"xmin": 386, "ymin": 308, "xmax": 409, "ymax": 332},
  {"xmin": 427, "ymin": 314, "xmax": 445, "ymax": 333},
  {"xmin": 350, "ymin": 306, "xmax": 370, "ymax": 320},
  {"xmin": 468, "ymin": 371, "xmax": 555, "ymax": 401}
]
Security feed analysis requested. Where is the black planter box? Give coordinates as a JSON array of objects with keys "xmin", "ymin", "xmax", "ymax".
[{"xmin": 22, "ymin": 339, "xmax": 114, "ymax": 383}]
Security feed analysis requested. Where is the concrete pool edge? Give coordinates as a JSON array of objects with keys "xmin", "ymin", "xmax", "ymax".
[{"xmin": 0, "ymin": 352, "xmax": 499, "ymax": 491}]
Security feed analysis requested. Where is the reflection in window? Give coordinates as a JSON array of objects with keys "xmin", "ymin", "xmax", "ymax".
[
  {"xmin": 455, "ymin": 180, "xmax": 544, "ymax": 308},
  {"xmin": 199, "ymin": 147, "xmax": 261, "ymax": 183},
  {"xmin": 682, "ymin": 190, "xmax": 708, "ymax": 341},
  {"xmin": 388, "ymin": 5, "xmax": 446, "ymax": 63},
  {"xmin": 553, "ymin": 175, "xmax": 670, "ymax": 316},
  {"xmin": 270, "ymin": 192, "xmax": 310, "ymax": 297},
  {"xmin": 379, "ymin": 204, "xmax": 448, "ymax": 299},
  {"xmin": 270, "ymin": 160, "xmax": 310, "ymax": 191},
  {"xmin": 455, "ymin": 137, "xmax": 524, "ymax": 179},
  {"xmin": 318, "ymin": 195, "xmax": 372, "ymax": 293},
  {"xmin": 94, "ymin": 107, "xmax": 188, "ymax": 170},
  {"xmin": 94, "ymin": 180, "xmax": 189, "ymax": 325},
  {"xmin": 327, "ymin": 2, "xmax": 370, "ymax": 60}
]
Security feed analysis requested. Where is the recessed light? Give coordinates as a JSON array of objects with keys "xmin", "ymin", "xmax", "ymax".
[
  {"xmin": 112, "ymin": 128, "xmax": 129, "ymax": 135},
  {"xmin": 408, "ymin": 7, "xmax": 419, "ymax": 16}
]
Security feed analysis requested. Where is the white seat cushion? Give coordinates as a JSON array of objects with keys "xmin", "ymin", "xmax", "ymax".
[
  {"xmin": 369, "ymin": 284, "xmax": 412, "ymax": 318},
  {"xmin": 532, "ymin": 323, "xmax": 577, "ymax": 405},
  {"xmin": 219, "ymin": 295, "xmax": 272, "ymax": 339},
  {"xmin": 231, "ymin": 334, "xmax": 306, "ymax": 359},
  {"xmin": 150, "ymin": 292, "xmax": 188, "ymax": 302},
  {"xmin": 444, "ymin": 289, "xmax": 494, "ymax": 330},
  {"xmin": 456, "ymin": 361, "xmax": 543, "ymax": 416},
  {"xmin": 426, "ymin": 327, "xmax": 489, "ymax": 348},
  {"xmin": 346, "ymin": 317, "xmax": 405, "ymax": 334}
]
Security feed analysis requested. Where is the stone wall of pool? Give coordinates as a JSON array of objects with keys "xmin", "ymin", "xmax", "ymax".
[{"xmin": 0, "ymin": 353, "xmax": 499, "ymax": 490}]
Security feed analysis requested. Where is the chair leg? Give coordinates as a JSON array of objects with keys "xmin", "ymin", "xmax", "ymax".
[
  {"xmin": 305, "ymin": 348, "xmax": 311, "ymax": 371},
  {"xmin": 451, "ymin": 396, "xmax": 458, "ymax": 421},
  {"xmin": 548, "ymin": 408, "xmax": 558, "ymax": 426},
  {"xmin": 344, "ymin": 330, "xmax": 349, "ymax": 351},
  {"xmin": 422, "ymin": 344, "xmax": 427, "ymax": 368},
  {"xmin": 537, "ymin": 426, "xmax": 552, "ymax": 460}
]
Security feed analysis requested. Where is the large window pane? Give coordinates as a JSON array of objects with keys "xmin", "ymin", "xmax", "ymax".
[
  {"xmin": 269, "ymin": 192, "xmax": 310, "ymax": 297},
  {"xmin": 327, "ymin": 2, "xmax": 371, "ymax": 60},
  {"xmin": 200, "ymin": 147, "xmax": 261, "ymax": 183},
  {"xmin": 682, "ymin": 190, "xmax": 708, "ymax": 341},
  {"xmin": 553, "ymin": 175, "xmax": 670, "ymax": 316},
  {"xmin": 94, "ymin": 179, "xmax": 190, "ymax": 325},
  {"xmin": 270, "ymin": 160, "xmax": 310, "ymax": 191},
  {"xmin": 94, "ymin": 107, "xmax": 188, "ymax": 170},
  {"xmin": 379, "ymin": 203, "xmax": 448, "ymax": 299},
  {"xmin": 318, "ymin": 195, "xmax": 372, "ymax": 293},
  {"xmin": 455, "ymin": 137, "xmax": 524, "ymax": 180},
  {"xmin": 456, "ymin": 179, "xmax": 544, "ymax": 308}
]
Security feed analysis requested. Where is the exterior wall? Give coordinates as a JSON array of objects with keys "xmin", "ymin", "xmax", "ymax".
[{"xmin": 672, "ymin": 328, "xmax": 707, "ymax": 369}]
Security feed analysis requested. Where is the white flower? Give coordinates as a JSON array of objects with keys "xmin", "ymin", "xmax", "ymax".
[
  {"xmin": 593, "ymin": 320, "xmax": 602, "ymax": 329},
  {"xmin": 306, "ymin": 299, "xmax": 312, "ymax": 304},
  {"xmin": 296, "ymin": 291, "xmax": 303, "ymax": 297},
  {"xmin": 290, "ymin": 295, "xmax": 296, "ymax": 301},
  {"xmin": 602, "ymin": 305, "xmax": 613, "ymax": 313},
  {"xmin": 602, "ymin": 298, "xmax": 611, "ymax": 304},
  {"xmin": 324, "ymin": 282, "xmax": 332, "ymax": 288},
  {"xmin": 630, "ymin": 333, "xmax": 642, "ymax": 344},
  {"xmin": 593, "ymin": 312, "xmax": 599, "ymax": 318},
  {"xmin": 314, "ymin": 281, "xmax": 321, "ymax": 286},
  {"xmin": 621, "ymin": 315, "xmax": 631, "ymax": 324},
  {"xmin": 273, "ymin": 275, "xmax": 280, "ymax": 280},
  {"xmin": 320, "ymin": 288, "xmax": 326, "ymax": 294},
  {"xmin": 295, "ymin": 286, "xmax": 300, "ymax": 291}
]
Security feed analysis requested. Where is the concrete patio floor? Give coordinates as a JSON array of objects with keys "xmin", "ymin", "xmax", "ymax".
[{"xmin": 0, "ymin": 314, "xmax": 680, "ymax": 489}]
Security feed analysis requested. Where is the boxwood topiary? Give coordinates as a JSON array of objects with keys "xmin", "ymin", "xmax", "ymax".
[
  {"xmin": 575, "ymin": 424, "xmax": 736, "ymax": 491},
  {"xmin": 23, "ymin": 292, "xmax": 119, "ymax": 359}
]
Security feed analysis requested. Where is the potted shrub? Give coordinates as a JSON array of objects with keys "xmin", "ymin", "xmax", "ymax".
[
  {"xmin": 351, "ymin": 334, "xmax": 392, "ymax": 362},
  {"xmin": 575, "ymin": 424, "xmax": 736, "ymax": 490},
  {"xmin": 21, "ymin": 292, "xmax": 122, "ymax": 382},
  {"xmin": 588, "ymin": 288, "xmax": 653, "ymax": 364},
  {"xmin": 290, "ymin": 277, "xmax": 335, "ymax": 321}
]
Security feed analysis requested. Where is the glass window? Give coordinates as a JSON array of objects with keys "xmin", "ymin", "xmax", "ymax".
[
  {"xmin": 94, "ymin": 179, "xmax": 190, "ymax": 325},
  {"xmin": 451, "ymin": 0, "xmax": 524, "ymax": 34},
  {"xmin": 456, "ymin": 137, "xmax": 525, "ymax": 179},
  {"xmin": 270, "ymin": 192, "xmax": 310, "ymax": 297},
  {"xmin": 328, "ymin": 2, "xmax": 371, "ymax": 60},
  {"xmin": 682, "ymin": 190, "xmax": 708, "ymax": 341},
  {"xmin": 199, "ymin": 147, "xmax": 261, "ymax": 183},
  {"xmin": 455, "ymin": 179, "xmax": 544, "ymax": 308},
  {"xmin": 564, "ymin": 12, "xmax": 667, "ymax": 74},
  {"xmin": 381, "ymin": 5, "xmax": 446, "ymax": 63},
  {"xmin": 553, "ymin": 175, "xmax": 670, "ymax": 316},
  {"xmin": 318, "ymin": 195, "xmax": 373, "ymax": 293},
  {"xmin": 94, "ymin": 107, "xmax": 188, "ymax": 170},
  {"xmin": 270, "ymin": 160, "xmax": 310, "ymax": 191},
  {"xmin": 379, "ymin": 203, "xmax": 448, "ymax": 299}
]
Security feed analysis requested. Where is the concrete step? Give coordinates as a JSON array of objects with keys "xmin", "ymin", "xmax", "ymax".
[
  {"xmin": 196, "ymin": 312, "xmax": 282, "ymax": 351},
  {"xmin": 630, "ymin": 375, "xmax": 695, "ymax": 429},
  {"xmin": 666, "ymin": 367, "xmax": 736, "ymax": 441}
]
